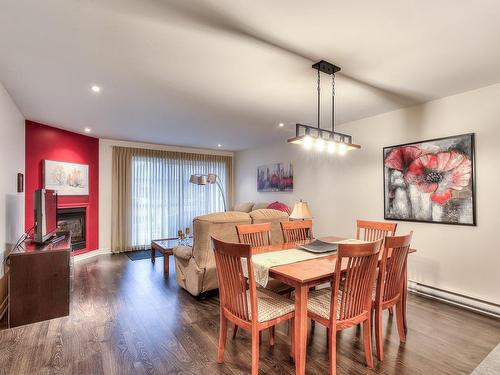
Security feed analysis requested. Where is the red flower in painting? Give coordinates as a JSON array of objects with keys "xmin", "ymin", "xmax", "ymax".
[
  {"xmin": 405, "ymin": 151, "xmax": 472, "ymax": 205},
  {"xmin": 384, "ymin": 146, "xmax": 422, "ymax": 171}
]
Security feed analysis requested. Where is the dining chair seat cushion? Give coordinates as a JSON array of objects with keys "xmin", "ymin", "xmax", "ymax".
[
  {"xmin": 247, "ymin": 288, "xmax": 295, "ymax": 322},
  {"xmin": 307, "ymin": 287, "xmax": 341, "ymax": 320},
  {"xmin": 266, "ymin": 278, "xmax": 294, "ymax": 294}
]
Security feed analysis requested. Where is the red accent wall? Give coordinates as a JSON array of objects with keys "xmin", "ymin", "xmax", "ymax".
[{"xmin": 25, "ymin": 121, "xmax": 99, "ymax": 251}]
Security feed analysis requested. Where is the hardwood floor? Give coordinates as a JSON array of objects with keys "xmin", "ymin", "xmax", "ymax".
[{"xmin": 1, "ymin": 254, "xmax": 499, "ymax": 374}]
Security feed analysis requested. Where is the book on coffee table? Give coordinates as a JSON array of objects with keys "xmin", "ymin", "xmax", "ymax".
[{"xmin": 298, "ymin": 239, "xmax": 338, "ymax": 253}]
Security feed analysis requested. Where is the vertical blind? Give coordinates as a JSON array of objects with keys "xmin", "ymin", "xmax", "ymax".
[{"xmin": 112, "ymin": 146, "xmax": 232, "ymax": 252}]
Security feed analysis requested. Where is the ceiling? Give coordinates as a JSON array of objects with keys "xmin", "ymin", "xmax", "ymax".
[{"xmin": 1, "ymin": 0, "xmax": 500, "ymax": 150}]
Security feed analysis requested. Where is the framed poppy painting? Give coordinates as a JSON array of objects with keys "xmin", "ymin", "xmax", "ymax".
[{"xmin": 383, "ymin": 133, "xmax": 476, "ymax": 226}]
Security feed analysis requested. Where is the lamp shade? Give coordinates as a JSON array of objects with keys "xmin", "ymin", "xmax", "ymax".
[
  {"xmin": 207, "ymin": 173, "xmax": 217, "ymax": 184},
  {"xmin": 189, "ymin": 174, "xmax": 207, "ymax": 185},
  {"xmin": 290, "ymin": 200, "xmax": 312, "ymax": 220}
]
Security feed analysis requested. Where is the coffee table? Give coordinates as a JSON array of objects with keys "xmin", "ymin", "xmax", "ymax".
[{"xmin": 151, "ymin": 237, "xmax": 192, "ymax": 277}]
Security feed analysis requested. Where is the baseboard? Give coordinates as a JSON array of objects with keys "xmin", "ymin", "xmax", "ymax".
[
  {"xmin": 408, "ymin": 281, "xmax": 500, "ymax": 319},
  {"xmin": 74, "ymin": 248, "xmax": 111, "ymax": 262}
]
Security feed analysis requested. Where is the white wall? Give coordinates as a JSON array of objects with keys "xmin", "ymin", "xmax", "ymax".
[
  {"xmin": 0, "ymin": 82, "xmax": 25, "ymax": 276},
  {"xmin": 235, "ymin": 82, "xmax": 500, "ymax": 305},
  {"xmin": 98, "ymin": 138, "xmax": 233, "ymax": 251}
]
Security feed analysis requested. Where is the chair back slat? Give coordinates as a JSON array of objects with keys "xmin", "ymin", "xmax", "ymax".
[
  {"xmin": 236, "ymin": 223, "xmax": 272, "ymax": 247},
  {"xmin": 376, "ymin": 232, "xmax": 413, "ymax": 304},
  {"xmin": 280, "ymin": 220, "xmax": 313, "ymax": 243},
  {"xmin": 356, "ymin": 220, "xmax": 397, "ymax": 243},
  {"xmin": 332, "ymin": 239, "xmax": 383, "ymax": 322},
  {"xmin": 212, "ymin": 238, "xmax": 256, "ymax": 322}
]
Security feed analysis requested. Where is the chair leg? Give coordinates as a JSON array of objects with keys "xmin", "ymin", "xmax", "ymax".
[
  {"xmin": 396, "ymin": 301, "xmax": 407, "ymax": 343},
  {"xmin": 217, "ymin": 314, "xmax": 227, "ymax": 363},
  {"xmin": 328, "ymin": 325, "xmax": 337, "ymax": 375},
  {"xmin": 375, "ymin": 307, "xmax": 384, "ymax": 361},
  {"xmin": 251, "ymin": 327, "xmax": 260, "ymax": 375},
  {"xmin": 232, "ymin": 324, "xmax": 238, "ymax": 339},
  {"xmin": 269, "ymin": 326, "xmax": 275, "ymax": 347},
  {"xmin": 363, "ymin": 318, "xmax": 374, "ymax": 369},
  {"xmin": 290, "ymin": 318, "xmax": 295, "ymax": 360}
]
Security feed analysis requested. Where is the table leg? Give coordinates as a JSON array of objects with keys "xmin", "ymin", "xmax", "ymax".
[
  {"xmin": 151, "ymin": 246, "xmax": 156, "ymax": 263},
  {"xmin": 164, "ymin": 253, "xmax": 169, "ymax": 277},
  {"xmin": 294, "ymin": 284, "xmax": 308, "ymax": 375}
]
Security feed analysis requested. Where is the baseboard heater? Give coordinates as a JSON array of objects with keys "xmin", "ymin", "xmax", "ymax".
[{"xmin": 408, "ymin": 281, "xmax": 500, "ymax": 319}]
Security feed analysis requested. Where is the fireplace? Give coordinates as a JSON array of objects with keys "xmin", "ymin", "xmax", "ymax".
[{"xmin": 57, "ymin": 207, "xmax": 86, "ymax": 251}]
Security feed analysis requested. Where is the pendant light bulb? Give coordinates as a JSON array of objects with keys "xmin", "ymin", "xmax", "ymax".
[
  {"xmin": 338, "ymin": 143, "xmax": 347, "ymax": 155},
  {"xmin": 327, "ymin": 142, "xmax": 336, "ymax": 154},
  {"xmin": 315, "ymin": 138, "xmax": 325, "ymax": 152},
  {"xmin": 303, "ymin": 135, "xmax": 313, "ymax": 150}
]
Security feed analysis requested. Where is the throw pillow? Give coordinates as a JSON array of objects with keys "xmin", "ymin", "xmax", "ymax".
[{"xmin": 267, "ymin": 201, "xmax": 291, "ymax": 215}]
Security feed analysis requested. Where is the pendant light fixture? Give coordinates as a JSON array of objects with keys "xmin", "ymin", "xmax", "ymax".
[{"xmin": 287, "ymin": 60, "xmax": 361, "ymax": 154}]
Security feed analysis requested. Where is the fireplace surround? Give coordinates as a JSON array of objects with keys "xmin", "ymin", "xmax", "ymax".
[{"xmin": 57, "ymin": 207, "xmax": 86, "ymax": 251}]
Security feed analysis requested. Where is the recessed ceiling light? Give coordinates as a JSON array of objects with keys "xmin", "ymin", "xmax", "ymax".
[
  {"xmin": 279, "ymin": 122, "xmax": 284, "ymax": 127},
  {"xmin": 91, "ymin": 85, "xmax": 101, "ymax": 93},
  {"xmin": 217, "ymin": 144, "xmax": 222, "ymax": 148},
  {"xmin": 84, "ymin": 128, "xmax": 91, "ymax": 133}
]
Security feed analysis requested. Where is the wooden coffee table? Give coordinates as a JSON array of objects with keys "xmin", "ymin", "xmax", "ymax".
[{"xmin": 151, "ymin": 237, "xmax": 192, "ymax": 277}]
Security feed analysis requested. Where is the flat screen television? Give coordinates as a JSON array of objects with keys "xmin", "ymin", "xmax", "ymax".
[{"xmin": 33, "ymin": 189, "xmax": 58, "ymax": 243}]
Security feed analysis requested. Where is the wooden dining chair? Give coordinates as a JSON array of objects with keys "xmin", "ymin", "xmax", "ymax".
[
  {"xmin": 373, "ymin": 232, "xmax": 413, "ymax": 361},
  {"xmin": 212, "ymin": 237, "xmax": 295, "ymax": 375},
  {"xmin": 236, "ymin": 223, "xmax": 272, "ymax": 247},
  {"xmin": 356, "ymin": 219, "xmax": 397, "ymax": 242},
  {"xmin": 280, "ymin": 220, "xmax": 313, "ymax": 243},
  {"xmin": 235, "ymin": 222, "xmax": 292, "ymax": 342},
  {"xmin": 307, "ymin": 238, "xmax": 383, "ymax": 375},
  {"xmin": 356, "ymin": 219, "xmax": 398, "ymax": 315}
]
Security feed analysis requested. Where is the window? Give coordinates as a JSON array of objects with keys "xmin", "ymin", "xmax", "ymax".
[{"xmin": 129, "ymin": 151, "xmax": 230, "ymax": 249}]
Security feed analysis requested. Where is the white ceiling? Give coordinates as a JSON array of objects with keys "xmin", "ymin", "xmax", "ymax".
[{"xmin": 1, "ymin": 0, "xmax": 500, "ymax": 150}]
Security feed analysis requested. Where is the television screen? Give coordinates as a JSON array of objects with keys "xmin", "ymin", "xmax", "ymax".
[{"xmin": 34, "ymin": 189, "xmax": 58, "ymax": 243}]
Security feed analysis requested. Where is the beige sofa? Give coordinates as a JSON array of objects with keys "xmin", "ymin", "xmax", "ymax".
[{"xmin": 173, "ymin": 209, "xmax": 289, "ymax": 296}]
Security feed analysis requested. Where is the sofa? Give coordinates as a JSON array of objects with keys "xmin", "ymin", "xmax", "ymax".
[{"xmin": 173, "ymin": 209, "xmax": 289, "ymax": 296}]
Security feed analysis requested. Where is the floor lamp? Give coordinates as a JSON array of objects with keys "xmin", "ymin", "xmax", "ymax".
[{"xmin": 189, "ymin": 173, "xmax": 227, "ymax": 212}]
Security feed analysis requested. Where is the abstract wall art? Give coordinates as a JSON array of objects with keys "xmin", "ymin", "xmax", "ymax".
[
  {"xmin": 383, "ymin": 133, "xmax": 475, "ymax": 225},
  {"xmin": 44, "ymin": 160, "xmax": 89, "ymax": 196},
  {"xmin": 257, "ymin": 162, "xmax": 293, "ymax": 192}
]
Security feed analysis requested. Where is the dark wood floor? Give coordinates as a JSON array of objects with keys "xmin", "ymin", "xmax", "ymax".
[{"xmin": 1, "ymin": 254, "xmax": 499, "ymax": 374}]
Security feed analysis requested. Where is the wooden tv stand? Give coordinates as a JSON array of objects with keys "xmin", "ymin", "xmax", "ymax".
[{"xmin": 6, "ymin": 232, "xmax": 72, "ymax": 328}]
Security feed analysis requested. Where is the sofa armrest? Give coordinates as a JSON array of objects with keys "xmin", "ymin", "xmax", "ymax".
[{"xmin": 173, "ymin": 246, "xmax": 193, "ymax": 261}]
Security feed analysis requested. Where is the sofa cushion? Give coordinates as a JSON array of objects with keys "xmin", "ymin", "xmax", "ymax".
[
  {"xmin": 195, "ymin": 211, "xmax": 250, "ymax": 223},
  {"xmin": 267, "ymin": 201, "xmax": 291, "ymax": 215},
  {"xmin": 233, "ymin": 202, "xmax": 255, "ymax": 213},
  {"xmin": 249, "ymin": 208, "xmax": 289, "ymax": 221},
  {"xmin": 252, "ymin": 202, "xmax": 270, "ymax": 210}
]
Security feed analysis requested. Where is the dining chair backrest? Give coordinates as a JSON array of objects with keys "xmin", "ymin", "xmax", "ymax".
[
  {"xmin": 236, "ymin": 223, "xmax": 272, "ymax": 247},
  {"xmin": 212, "ymin": 237, "xmax": 256, "ymax": 323},
  {"xmin": 280, "ymin": 220, "xmax": 313, "ymax": 243},
  {"xmin": 375, "ymin": 232, "xmax": 413, "ymax": 306},
  {"xmin": 356, "ymin": 220, "xmax": 397, "ymax": 242},
  {"xmin": 331, "ymin": 239, "xmax": 383, "ymax": 323}
]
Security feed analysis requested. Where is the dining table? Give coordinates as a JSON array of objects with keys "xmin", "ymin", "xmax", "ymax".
[{"xmin": 252, "ymin": 236, "xmax": 416, "ymax": 375}]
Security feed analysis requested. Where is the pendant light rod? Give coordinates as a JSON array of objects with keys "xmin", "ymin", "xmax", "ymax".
[
  {"xmin": 332, "ymin": 73, "xmax": 335, "ymax": 133},
  {"xmin": 317, "ymin": 67, "xmax": 321, "ymax": 129}
]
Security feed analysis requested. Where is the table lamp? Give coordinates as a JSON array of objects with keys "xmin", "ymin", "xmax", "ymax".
[{"xmin": 290, "ymin": 200, "xmax": 312, "ymax": 220}]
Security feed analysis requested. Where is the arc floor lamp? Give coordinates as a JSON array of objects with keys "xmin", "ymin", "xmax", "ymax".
[{"xmin": 189, "ymin": 173, "xmax": 227, "ymax": 212}]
